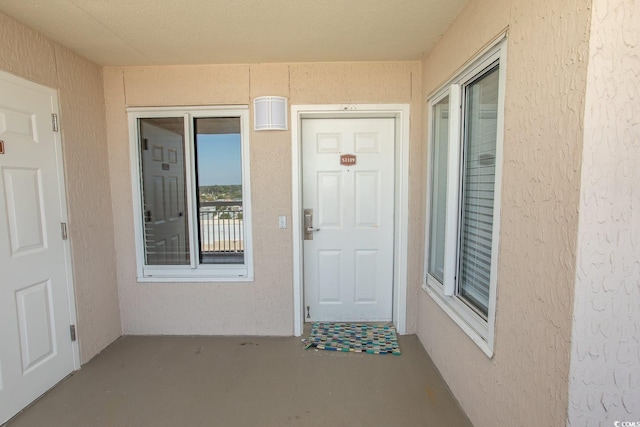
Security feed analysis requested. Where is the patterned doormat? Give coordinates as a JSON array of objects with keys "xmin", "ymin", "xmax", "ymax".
[{"xmin": 303, "ymin": 322, "xmax": 401, "ymax": 355}]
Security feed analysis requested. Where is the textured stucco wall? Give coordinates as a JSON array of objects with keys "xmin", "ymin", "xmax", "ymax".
[
  {"xmin": 568, "ymin": 0, "xmax": 640, "ymax": 424},
  {"xmin": 0, "ymin": 12, "xmax": 121, "ymax": 363},
  {"xmin": 418, "ymin": 0, "xmax": 592, "ymax": 426},
  {"xmin": 104, "ymin": 62, "xmax": 422, "ymax": 335}
]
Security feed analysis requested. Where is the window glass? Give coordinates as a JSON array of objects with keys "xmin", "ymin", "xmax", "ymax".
[
  {"xmin": 131, "ymin": 108, "xmax": 252, "ymax": 280},
  {"xmin": 424, "ymin": 39, "xmax": 505, "ymax": 354},
  {"xmin": 427, "ymin": 95, "xmax": 449, "ymax": 283},
  {"xmin": 194, "ymin": 117, "xmax": 244, "ymax": 265},
  {"xmin": 138, "ymin": 117, "xmax": 190, "ymax": 265},
  {"xmin": 458, "ymin": 65, "xmax": 499, "ymax": 316}
]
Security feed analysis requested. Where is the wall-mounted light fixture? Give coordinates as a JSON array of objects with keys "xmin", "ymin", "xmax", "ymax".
[{"xmin": 253, "ymin": 96, "xmax": 288, "ymax": 131}]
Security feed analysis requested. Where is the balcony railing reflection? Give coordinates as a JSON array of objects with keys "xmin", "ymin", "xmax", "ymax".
[{"xmin": 199, "ymin": 201, "xmax": 244, "ymax": 262}]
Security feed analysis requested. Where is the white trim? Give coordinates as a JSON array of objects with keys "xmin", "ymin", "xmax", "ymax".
[
  {"xmin": 426, "ymin": 29, "xmax": 509, "ymax": 101},
  {"xmin": 127, "ymin": 106, "xmax": 254, "ymax": 281},
  {"xmin": 51, "ymin": 88, "xmax": 81, "ymax": 370},
  {"xmin": 127, "ymin": 105, "xmax": 249, "ymax": 113},
  {"xmin": 487, "ymin": 41, "xmax": 508, "ymax": 351},
  {"xmin": 444, "ymin": 84, "xmax": 461, "ymax": 296},
  {"xmin": 185, "ymin": 112, "xmax": 198, "ymax": 269},
  {"xmin": 291, "ymin": 104, "xmax": 411, "ymax": 336},
  {"xmin": 423, "ymin": 36, "xmax": 507, "ymax": 357}
]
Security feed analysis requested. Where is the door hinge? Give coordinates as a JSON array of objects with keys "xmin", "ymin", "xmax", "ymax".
[
  {"xmin": 52, "ymin": 113, "xmax": 59, "ymax": 132},
  {"xmin": 306, "ymin": 305, "xmax": 311, "ymax": 319},
  {"xmin": 70, "ymin": 325, "xmax": 77, "ymax": 342},
  {"xmin": 142, "ymin": 138, "xmax": 148, "ymax": 151},
  {"xmin": 61, "ymin": 222, "xmax": 68, "ymax": 240}
]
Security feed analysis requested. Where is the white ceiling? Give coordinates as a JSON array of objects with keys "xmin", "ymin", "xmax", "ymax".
[{"xmin": 0, "ymin": 0, "xmax": 467, "ymax": 66}]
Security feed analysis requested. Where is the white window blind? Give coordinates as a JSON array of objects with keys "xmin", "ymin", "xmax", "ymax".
[{"xmin": 458, "ymin": 65, "xmax": 499, "ymax": 316}]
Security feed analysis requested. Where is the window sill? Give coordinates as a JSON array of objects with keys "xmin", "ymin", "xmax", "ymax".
[
  {"xmin": 137, "ymin": 275, "xmax": 255, "ymax": 283},
  {"xmin": 422, "ymin": 283, "xmax": 494, "ymax": 358}
]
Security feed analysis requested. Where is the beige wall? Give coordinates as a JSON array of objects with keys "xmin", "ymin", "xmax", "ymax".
[
  {"xmin": 418, "ymin": 0, "xmax": 592, "ymax": 426},
  {"xmin": 0, "ymin": 12, "xmax": 121, "ymax": 363},
  {"xmin": 568, "ymin": 0, "xmax": 640, "ymax": 423},
  {"xmin": 104, "ymin": 62, "xmax": 422, "ymax": 335}
]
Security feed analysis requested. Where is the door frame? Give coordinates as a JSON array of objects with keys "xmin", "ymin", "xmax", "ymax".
[
  {"xmin": 0, "ymin": 70, "xmax": 81, "ymax": 368},
  {"xmin": 291, "ymin": 104, "xmax": 410, "ymax": 336}
]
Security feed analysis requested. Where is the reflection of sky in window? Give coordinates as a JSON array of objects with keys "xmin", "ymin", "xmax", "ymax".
[{"xmin": 196, "ymin": 134, "xmax": 242, "ymax": 185}]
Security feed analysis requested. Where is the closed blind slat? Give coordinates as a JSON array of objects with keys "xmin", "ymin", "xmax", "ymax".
[{"xmin": 458, "ymin": 66, "xmax": 499, "ymax": 317}]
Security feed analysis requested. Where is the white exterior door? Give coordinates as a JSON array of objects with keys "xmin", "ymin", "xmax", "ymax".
[
  {"xmin": 0, "ymin": 72, "xmax": 77, "ymax": 424},
  {"xmin": 302, "ymin": 118, "xmax": 395, "ymax": 322}
]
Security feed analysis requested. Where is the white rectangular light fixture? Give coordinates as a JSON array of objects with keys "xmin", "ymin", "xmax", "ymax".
[{"xmin": 253, "ymin": 96, "xmax": 288, "ymax": 131}]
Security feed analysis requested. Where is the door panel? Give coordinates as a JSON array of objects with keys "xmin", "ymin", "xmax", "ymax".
[
  {"xmin": 317, "ymin": 250, "xmax": 342, "ymax": 303},
  {"xmin": 354, "ymin": 250, "xmax": 378, "ymax": 303},
  {"xmin": 3, "ymin": 167, "xmax": 47, "ymax": 254},
  {"xmin": 303, "ymin": 118, "xmax": 395, "ymax": 322},
  {"xmin": 354, "ymin": 171, "xmax": 380, "ymax": 227},
  {"xmin": 317, "ymin": 173, "xmax": 342, "ymax": 227},
  {"xmin": 0, "ymin": 71, "xmax": 76, "ymax": 424},
  {"xmin": 16, "ymin": 280, "xmax": 55, "ymax": 374}
]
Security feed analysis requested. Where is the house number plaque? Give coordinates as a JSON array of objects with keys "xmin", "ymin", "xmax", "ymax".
[{"xmin": 340, "ymin": 154, "xmax": 356, "ymax": 166}]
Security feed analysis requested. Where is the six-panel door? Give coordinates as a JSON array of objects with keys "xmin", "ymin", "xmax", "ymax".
[
  {"xmin": 302, "ymin": 118, "xmax": 395, "ymax": 322},
  {"xmin": 0, "ymin": 72, "xmax": 76, "ymax": 424}
]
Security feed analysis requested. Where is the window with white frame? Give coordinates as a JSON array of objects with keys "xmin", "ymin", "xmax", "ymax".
[
  {"xmin": 128, "ymin": 107, "xmax": 253, "ymax": 281},
  {"xmin": 425, "ymin": 38, "xmax": 506, "ymax": 356}
]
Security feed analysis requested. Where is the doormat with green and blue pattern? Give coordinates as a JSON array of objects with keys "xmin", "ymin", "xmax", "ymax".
[{"xmin": 303, "ymin": 322, "xmax": 401, "ymax": 355}]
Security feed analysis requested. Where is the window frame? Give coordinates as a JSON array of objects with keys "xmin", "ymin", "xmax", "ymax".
[
  {"xmin": 128, "ymin": 106, "xmax": 254, "ymax": 282},
  {"xmin": 424, "ymin": 37, "xmax": 507, "ymax": 357}
]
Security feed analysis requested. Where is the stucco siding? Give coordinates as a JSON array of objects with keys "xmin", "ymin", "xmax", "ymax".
[
  {"xmin": 104, "ymin": 62, "xmax": 422, "ymax": 336},
  {"xmin": 418, "ymin": 0, "xmax": 592, "ymax": 425},
  {"xmin": 568, "ymin": 0, "xmax": 640, "ymax": 424}
]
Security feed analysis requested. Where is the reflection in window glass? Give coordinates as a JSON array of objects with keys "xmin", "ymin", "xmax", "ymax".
[
  {"xmin": 194, "ymin": 118, "xmax": 244, "ymax": 265},
  {"xmin": 138, "ymin": 117, "xmax": 190, "ymax": 265}
]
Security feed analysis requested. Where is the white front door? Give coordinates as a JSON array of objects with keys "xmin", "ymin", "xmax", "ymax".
[
  {"xmin": 302, "ymin": 118, "xmax": 395, "ymax": 322},
  {"xmin": 0, "ymin": 72, "xmax": 77, "ymax": 424}
]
